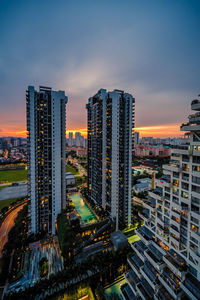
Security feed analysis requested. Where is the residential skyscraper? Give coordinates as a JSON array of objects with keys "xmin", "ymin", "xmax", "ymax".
[
  {"xmin": 134, "ymin": 131, "xmax": 140, "ymax": 144},
  {"xmin": 68, "ymin": 132, "xmax": 73, "ymax": 146},
  {"xmin": 121, "ymin": 96, "xmax": 200, "ymax": 300},
  {"xmin": 87, "ymin": 89, "xmax": 135, "ymax": 229},
  {"xmin": 26, "ymin": 86, "xmax": 68, "ymax": 234},
  {"xmin": 75, "ymin": 132, "xmax": 81, "ymax": 147}
]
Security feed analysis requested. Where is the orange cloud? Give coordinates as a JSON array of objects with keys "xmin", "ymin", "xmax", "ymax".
[{"xmin": 135, "ymin": 123, "xmax": 182, "ymax": 138}]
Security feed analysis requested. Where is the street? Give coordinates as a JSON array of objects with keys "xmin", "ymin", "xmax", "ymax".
[{"xmin": 0, "ymin": 203, "xmax": 25, "ymax": 258}]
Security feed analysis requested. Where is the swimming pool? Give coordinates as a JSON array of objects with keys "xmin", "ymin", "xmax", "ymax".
[
  {"xmin": 70, "ymin": 193, "xmax": 97, "ymax": 224},
  {"xmin": 104, "ymin": 277, "xmax": 126, "ymax": 299}
]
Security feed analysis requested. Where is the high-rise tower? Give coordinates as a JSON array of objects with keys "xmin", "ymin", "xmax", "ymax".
[
  {"xmin": 26, "ymin": 86, "xmax": 68, "ymax": 234},
  {"xmin": 87, "ymin": 89, "xmax": 135, "ymax": 229}
]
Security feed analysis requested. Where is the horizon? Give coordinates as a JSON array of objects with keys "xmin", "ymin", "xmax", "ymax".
[{"xmin": 0, "ymin": 123, "xmax": 184, "ymax": 139}]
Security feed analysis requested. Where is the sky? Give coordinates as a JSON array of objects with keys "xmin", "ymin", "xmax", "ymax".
[{"xmin": 0, "ymin": 0, "xmax": 200, "ymax": 138}]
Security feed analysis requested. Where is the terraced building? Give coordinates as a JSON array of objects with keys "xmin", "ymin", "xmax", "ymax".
[{"xmin": 121, "ymin": 96, "xmax": 200, "ymax": 300}]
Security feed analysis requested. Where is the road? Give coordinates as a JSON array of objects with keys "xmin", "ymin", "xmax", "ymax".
[{"xmin": 0, "ymin": 204, "xmax": 25, "ymax": 258}]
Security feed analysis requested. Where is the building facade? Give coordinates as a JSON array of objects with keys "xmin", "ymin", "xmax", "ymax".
[
  {"xmin": 87, "ymin": 89, "xmax": 135, "ymax": 229},
  {"xmin": 121, "ymin": 96, "xmax": 200, "ymax": 300},
  {"xmin": 26, "ymin": 86, "xmax": 68, "ymax": 234}
]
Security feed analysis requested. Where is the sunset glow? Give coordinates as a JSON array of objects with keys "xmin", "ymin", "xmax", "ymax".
[{"xmin": 0, "ymin": 123, "xmax": 183, "ymax": 138}]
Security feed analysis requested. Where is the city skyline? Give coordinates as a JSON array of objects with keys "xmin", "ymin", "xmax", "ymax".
[
  {"xmin": 0, "ymin": 0, "xmax": 200, "ymax": 138},
  {"xmin": 0, "ymin": 123, "xmax": 186, "ymax": 138}
]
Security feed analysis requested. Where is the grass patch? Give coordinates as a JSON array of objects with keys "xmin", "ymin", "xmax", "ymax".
[
  {"xmin": 0, "ymin": 169, "xmax": 27, "ymax": 184},
  {"xmin": 0, "ymin": 197, "xmax": 24, "ymax": 213},
  {"xmin": 66, "ymin": 164, "xmax": 79, "ymax": 175},
  {"xmin": 127, "ymin": 234, "xmax": 140, "ymax": 244},
  {"xmin": 122, "ymin": 223, "xmax": 138, "ymax": 234}
]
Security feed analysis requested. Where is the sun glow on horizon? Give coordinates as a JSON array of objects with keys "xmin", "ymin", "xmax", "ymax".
[{"xmin": 0, "ymin": 123, "xmax": 183, "ymax": 138}]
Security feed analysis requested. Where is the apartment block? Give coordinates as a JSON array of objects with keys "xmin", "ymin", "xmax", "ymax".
[
  {"xmin": 87, "ymin": 89, "xmax": 135, "ymax": 229},
  {"xmin": 26, "ymin": 86, "xmax": 68, "ymax": 234},
  {"xmin": 121, "ymin": 96, "xmax": 200, "ymax": 300}
]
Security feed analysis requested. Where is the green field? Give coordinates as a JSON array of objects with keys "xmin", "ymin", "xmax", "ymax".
[
  {"xmin": 66, "ymin": 164, "xmax": 79, "ymax": 175},
  {"xmin": 0, "ymin": 169, "xmax": 27, "ymax": 184},
  {"xmin": 0, "ymin": 165, "xmax": 78, "ymax": 184},
  {"xmin": 0, "ymin": 197, "xmax": 24, "ymax": 213}
]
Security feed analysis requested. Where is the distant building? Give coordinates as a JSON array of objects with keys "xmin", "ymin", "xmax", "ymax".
[
  {"xmin": 134, "ymin": 131, "xmax": 140, "ymax": 144},
  {"xmin": 133, "ymin": 178, "xmax": 152, "ymax": 193},
  {"xmin": 66, "ymin": 146, "xmax": 87, "ymax": 156},
  {"xmin": 141, "ymin": 136, "xmax": 154, "ymax": 145},
  {"xmin": 87, "ymin": 89, "xmax": 135, "ymax": 229},
  {"xmin": 134, "ymin": 144, "xmax": 171, "ymax": 157},
  {"xmin": 27, "ymin": 85, "xmax": 68, "ymax": 234},
  {"xmin": 75, "ymin": 132, "xmax": 81, "ymax": 147},
  {"xmin": 68, "ymin": 132, "xmax": 73, "ymax": 146},
  {"xmin": 66, "ymin": 172, "xmax": 76, "ymax": 186}
]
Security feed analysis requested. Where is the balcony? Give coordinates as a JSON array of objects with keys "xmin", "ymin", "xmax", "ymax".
[
  {"xmin": 144, "ymin": 243, "xmax": 164, "ymax": 271},
  {"xmin": 140, "ymin": 261, "xmax": 159, "ymax": 290},
  {"xmin": 136, "ymin": 278, "xmax": 154, "ymax": 300},
  {"xmin": 158, "ymin": 267, "xmax": 182, "ymax": 299},
  {"xmin": 149, "ymin": 189, "xmax": 163, "ymax": 201},
  {"xmin": 171, "ymin": 218, "xmax": 180, "ymax": 230},
  {"xmin": 181, "ymin": 123, "xmax": 200, "ymax": 132},
  {"xmin": 156, "ymin": 177, "xmax": 172, "ymax": 188},
  {"xmin": 131, "ymin": 240, "xmax": 147, "ymax": 262},
  {"xmin": 155, "ymin": 286, "xmax": 173, "ymax": 300},
  {"xmin": 128, "ymin": 254, "xmax": 144, "ymax": 277},
  {"xmin": 191, "ymin": 99, "xmax": 200, "ymax": 111},
  {"xmin": 181, "ymin": 273, "xmax": 200, "ymax": 300},
  {"xmin": 171, "ymin": 208, "xmax": 180, "ymax": 217},
  {"xmin": 135, "ymin": 226, "xmax": 154, "ymax": 245},
  {"xmin": 163, "ymin": 162, "xmax": 182, "ymax": 173},
  {"xmin": 163, "ymin": 249, "xmax": 187, "ymax": 278},
  {"xmin": 170, "ymin": 225, "xmax": 180, "ymax": 237},
  {"xmin": 120, "ymin": 283, "xmax": 138, "ymax": 300},
  {"xmin": 124, "ymin": 270, "xmax": 139, "ymax": 296},
  {"xmin": 172, "ymin": 146, "xmax": 189, "ymax": 155},
  {"xmin": 143, "ymin": 198, "xmax": 156, "ymax": 212},
  {"xmin": 170, "ymin": 234, "xmax": 180, "ymax": 247},
  {"xmin": 190, "ymin": 228, "xmax": 200, "ymax": 241},
  {"xmin": 138, "ymin": 209, "xmax": 150, "ymax": 222},
  {"xmin": 189, "ymin": 112, "xmax": 200, "ymax": 123}
]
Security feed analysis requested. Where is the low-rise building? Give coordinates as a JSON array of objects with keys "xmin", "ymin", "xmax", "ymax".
[
  {"xmin": 133, "ymin": 178, "xmax": 152, "ymax": 193},
  {"xmin": 134, "ymin": 144, "xmax": 171, "ymax": 157},
  {"xmin": 110, "ymin": 230, "xmax": 128, "ymax": 251},
  {"xmin": 66, "ymin": 172, "xmax": 76, "ymax": 186}
]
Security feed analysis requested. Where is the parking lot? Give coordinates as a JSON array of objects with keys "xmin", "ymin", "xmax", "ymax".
[{"xmin": 0, "ymin": 183, "xmax": 27, "ymax": 200}]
